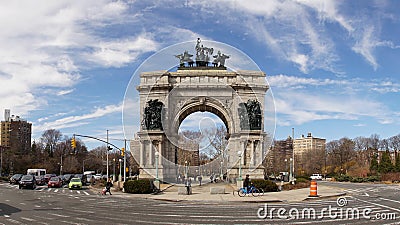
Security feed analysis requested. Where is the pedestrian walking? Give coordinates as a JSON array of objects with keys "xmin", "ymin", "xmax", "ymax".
[{"xmin": 198, "ymin": 175, "xmax": 202, "ymax": 186}]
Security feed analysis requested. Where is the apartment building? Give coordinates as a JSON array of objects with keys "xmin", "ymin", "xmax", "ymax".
[
  {"xmin": 0, "ymin": 109, "xmax": 32, "ymax": 154},
  {"xmin": 293, "ymin": 132, "xmax": 326, "ymax": 156}
]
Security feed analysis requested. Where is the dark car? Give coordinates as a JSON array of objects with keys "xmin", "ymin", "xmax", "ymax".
[
  {"xmin": 9, "ymin": 174, "xmax": 23, "ymax": 184},
  {"xmin": 19, "ymin": 175, "xmax": 36, "ymax": 189},
  {"xmin": 43, "ymin": 174, "xmax": 56, "ymax": 183},
  {"xmin": 63, "ymin": 174, "xmax": 74, "ymax": 184},
  {"xmin": 35, "ymin": 175, "xmax": 45, "ymax": 185},
  {"xmin": 48, "ymin": 176, "xmax": 63, "ymax": 188},
  {"xmin": 74, "ymin": 174, "xmax": 87, "ymax": 186}
]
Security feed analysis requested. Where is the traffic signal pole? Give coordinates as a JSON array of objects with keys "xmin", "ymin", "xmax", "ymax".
[{"xmin": 73, "ymin": 133, "xmax": 126, "ymax": 180}]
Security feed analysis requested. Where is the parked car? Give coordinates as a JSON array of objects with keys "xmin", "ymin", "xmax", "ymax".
[
  {"xmin": 48, "ymin": 176, "xmax": 63, "ymax": 188},
  {"xmin": 35, "ymin": 175, "xmax": 45, "ymax": 185},
  {"xmin": 43, "ymin": 174, "xmax": 56, "ymax": 183},
  {"xmin": 9, "ymin": 174, "xmax": 23, "ymax": 185},
  {"xmin": 310, "ymin": 173, "xmax": 323, "ymax": 180},
  {"xmin": 94, "ymin": 174, "xmax": 102, "ymax": 180},
  {"xmin": 63, "ymin": 174, "xmax": 74, "ymax": 184},
  {"xmin": 19, "ymin": 175, "xmax": 36, "ymax": 189},
  {"xmin": 69, "ymin": 178, "xmax": 82, "ymax": 190},
  {"xmin": 74, "ymin": 174, "xmax": 87, "ymax": 186}
]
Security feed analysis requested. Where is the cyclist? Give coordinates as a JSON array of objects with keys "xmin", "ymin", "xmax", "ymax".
[{"xmin": 243, "ymin": 174, "xmax": 250, "ymax": 192}]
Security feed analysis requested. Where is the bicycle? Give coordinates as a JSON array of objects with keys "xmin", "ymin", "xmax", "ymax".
[{"xmin": 237, "ymin": 185, "xmax": 264, "ymax": 197}]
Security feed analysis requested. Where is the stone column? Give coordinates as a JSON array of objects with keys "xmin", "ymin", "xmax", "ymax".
[
  {"xmin": 250, "ymin": 140, "xmax": 254, "ymax": 166},
  {"xmin": 140, "ymin": 141, "xmax": 144, "ymax": 166},
  {"xmin": 149, "ymin": 141, "xmax": 153, "ymax": 166}
]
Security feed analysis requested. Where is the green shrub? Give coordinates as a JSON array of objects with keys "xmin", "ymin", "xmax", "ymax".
[
  {"xmin": 295, "ymin": 178, "xmax": 309, "ymax": 183},
  {"xmin": 123, "ymin": 179, "xmax": 153, "ymax": 194},
  {"xmin": 0, "ymin": 176, "xmax": 9, "ymax": 182},
  {"xmin": 367, "ymin": 175, "xmax": 380, "ymax": 182},
  {"xmin": 252, "ymin": 179, "xmax": 278, "ymax": 192},
  {"xmin": 350, "ymin": 177, "xmax": 365, "ymax": 183},
  {"xmin": 335, "ymin": 174, "xmax": 352, "ymax": 182}
]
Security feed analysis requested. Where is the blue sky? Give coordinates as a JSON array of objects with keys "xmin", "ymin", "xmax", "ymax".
[{"xmin": 1, "ymin": 0, "xmax": 399, "ymax": 150}]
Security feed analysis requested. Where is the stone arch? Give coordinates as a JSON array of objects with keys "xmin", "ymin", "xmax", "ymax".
[{"xmin": 172, "ymin": 98, "xmax": 233, "ymax": 137}]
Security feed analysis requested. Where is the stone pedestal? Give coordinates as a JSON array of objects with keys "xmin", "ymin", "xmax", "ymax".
[{"xmin": 153, "ymin": 180, "xmax": 160, "ymax": 190}]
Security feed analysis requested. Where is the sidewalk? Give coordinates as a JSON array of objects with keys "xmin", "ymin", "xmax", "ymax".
[{"xmin": 107, "ymin": 181, "xmax": 346, "ymax": 203}]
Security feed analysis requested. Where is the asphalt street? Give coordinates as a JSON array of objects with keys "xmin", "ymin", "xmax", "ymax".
[{"xmin": 1, "ymin": 181, "xmax": 400, "ymax": 224}]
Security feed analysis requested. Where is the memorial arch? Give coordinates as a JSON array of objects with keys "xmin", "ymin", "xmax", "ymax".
[{"xmin": 133, "ymin": 39, "xmax": 270, "ymax": 183}]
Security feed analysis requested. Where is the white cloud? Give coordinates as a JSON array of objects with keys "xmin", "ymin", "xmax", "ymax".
[
  {"xmin": 268, "ymin": 74, "xmax": 399, "ymax": 126},
  {"xmin": 0, "ymin": 1, "xmax": 156, "ymax": 116},
  {"xmin": 87, "ymin": 34, "xmax": 159, "ymax": 67},
  {"xmin": 35, "ymin": 103, "xmax": 122, "ymax": 132}
]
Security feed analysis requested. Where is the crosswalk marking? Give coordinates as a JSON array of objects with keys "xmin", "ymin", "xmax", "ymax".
[{"xmin": 1, "ymin": 183, "xmax": 94, "ymax": 196}]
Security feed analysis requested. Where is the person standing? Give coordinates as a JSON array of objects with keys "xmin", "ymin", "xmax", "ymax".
[{"xmin": 105, "ymin": 179, "xmax": 113, "ymax": 195}]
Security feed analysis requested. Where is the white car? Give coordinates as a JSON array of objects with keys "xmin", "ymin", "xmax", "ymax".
[
  {"xmin": 310, "ymin": 174, "xmax": 323, "ymax": 180},
  {"xmin": 94, "ymin": 174, "xmax": 102, "ymax": 180}
]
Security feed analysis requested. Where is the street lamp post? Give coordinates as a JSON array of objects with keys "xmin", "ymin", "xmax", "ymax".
[
  {"xmin": 106, "ymin": 130, "xmax": 109, "ymax": 179},
  {"xmin": 237, "ymin": 150, "xmax": 242, "ymax": 181},
  {"xmin": 284, "ymin": 158, "xmax": 288, "ymax": 181},
  {"xmin": 220, "ymin": 161, "xmax": 223, "ymax": 181},
  {"xmin": 155, "ymin": 151, "xmax": 159, "ymax": 181},
  {"xmin": 60, "ymin": 155, "xmax": 63, "ymax": 176},
  {"xmin": 83, "ymin": 159, "xmax": 89, "ymax": 173},
  {"xmin": 119, "ymin": 158, "xmax": 122, "ymax": 181},
  {"xmin": 289, "ymin": 158, "xmax": 293, "ymax": 184},
  {"xmin": 185, "ymin": 160, "xmax": 189, "ymax": 180},
  {"xmin": 113, "ymin": 158, "xmax": 116, "ymax": 182}
]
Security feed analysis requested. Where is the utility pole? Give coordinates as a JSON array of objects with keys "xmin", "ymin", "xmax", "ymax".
[
  {"xmin": 292, "ymin": 127, "xmax": 295, "ymax": 183},
  {"xmin": 106, "ymin": 130, "xmax": 109, "ymax": 179},
  {"xmin": 124, "ymin": 139, "xmax": 126, "ymax": 182}
]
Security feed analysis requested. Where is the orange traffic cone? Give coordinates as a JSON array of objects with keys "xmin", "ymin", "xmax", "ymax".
[{"xmin": 309, "ymin": 180, "xmax": 318, "ymax": 197}]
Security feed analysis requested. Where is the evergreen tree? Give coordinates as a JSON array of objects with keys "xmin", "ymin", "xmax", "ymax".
[
  {"xmin": 378, "ymin": 151, "xmax": 394, "ymax": 174},
  {"xmin": 395, "ymin": 152, "xmax": 400, "ymax": 172},
  {"xmin": 370, "ymin": 154, "xmax": 379, "ymax": 175}
]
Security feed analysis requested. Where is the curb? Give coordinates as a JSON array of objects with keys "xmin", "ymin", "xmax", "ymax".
[{"xmin": 303, "ymin": 192, "xmax": 347, "ymax": 201}]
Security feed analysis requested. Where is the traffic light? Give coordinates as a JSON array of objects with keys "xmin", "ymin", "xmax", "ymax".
[
  {"xmin": 71, "ymin": 138, "xmax": 76, "ymax": 149},
  {"xmin": 121, "ymin": 147, "xmax": 125, "ymax": 157}
]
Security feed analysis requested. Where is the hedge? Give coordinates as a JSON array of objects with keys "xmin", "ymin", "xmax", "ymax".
[
  {"xmin": 123, "ymin": 179, "xmax": 153, "ymax": 194},
  {"xmin": 251, "ymin": 179, "xmax": 278, "ymax": 192}
]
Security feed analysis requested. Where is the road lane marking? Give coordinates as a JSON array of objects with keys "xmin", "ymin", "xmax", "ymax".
[
  {"xmin": 20, "ymin": 217, "xmax": 35, "ymax": 222},
  {"xmin": 379, "ymin": 198, "xmax": 400, "ymax": 204},
  {"xmin": 354, "ymin": 197, "xmax": 400, "ymax": 212},
  {"xmin": 48, "ymin": 213, "xmax": 69, "ymax": 218},
  {"xmin": 83, "ymin": 191, "xmax": 90, "ymax": 195}
]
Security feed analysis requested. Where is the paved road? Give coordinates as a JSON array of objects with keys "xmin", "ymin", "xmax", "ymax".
[{"xmin": 1, "ymin": 181, "xmax": 400, "ymax": 224}]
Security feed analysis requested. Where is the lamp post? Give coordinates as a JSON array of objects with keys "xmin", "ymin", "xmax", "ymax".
[
  {"xmin": 220, "ymin": 161, "xmax": 223, "ymax": 181},
  {"xmin": 119, "ymin": 158, "xmax": 122, "ymax": 181},
  {"xmin": 106, "ymin": 130, "xmax": 109, "ymax": 179},
  {"xmin": 113, "ymin": 158, "xmax": 116, "ymax": 182},
  {"xmin": 155, "ymin": 151, "xmax": 159, "ymax": 181},
  {"xmin": 185, "ymin": 160, "xmax": 188, "ymax": 179},
  {"xmin": 83, "ymin": 159, "xmax": 90, "ymax": 173},
  {"xmin": 60, "ymin": 154, "xmax": 63, "ymax": 176},
  {"xmin": 289, "ymin": 158, "xmax": 293, "ymax": 184},
  {"xmin": 237, "ymin": 150, "xmax": 242, "ymax": 181},
  {"xmin": 284, "ymin": 158, "xmax": 288, "ymax": 182}
]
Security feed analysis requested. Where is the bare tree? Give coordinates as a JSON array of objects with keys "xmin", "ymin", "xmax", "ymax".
[{"xmin": 40, "ymin": 129, "xmax": 62, "ymax": 157}]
